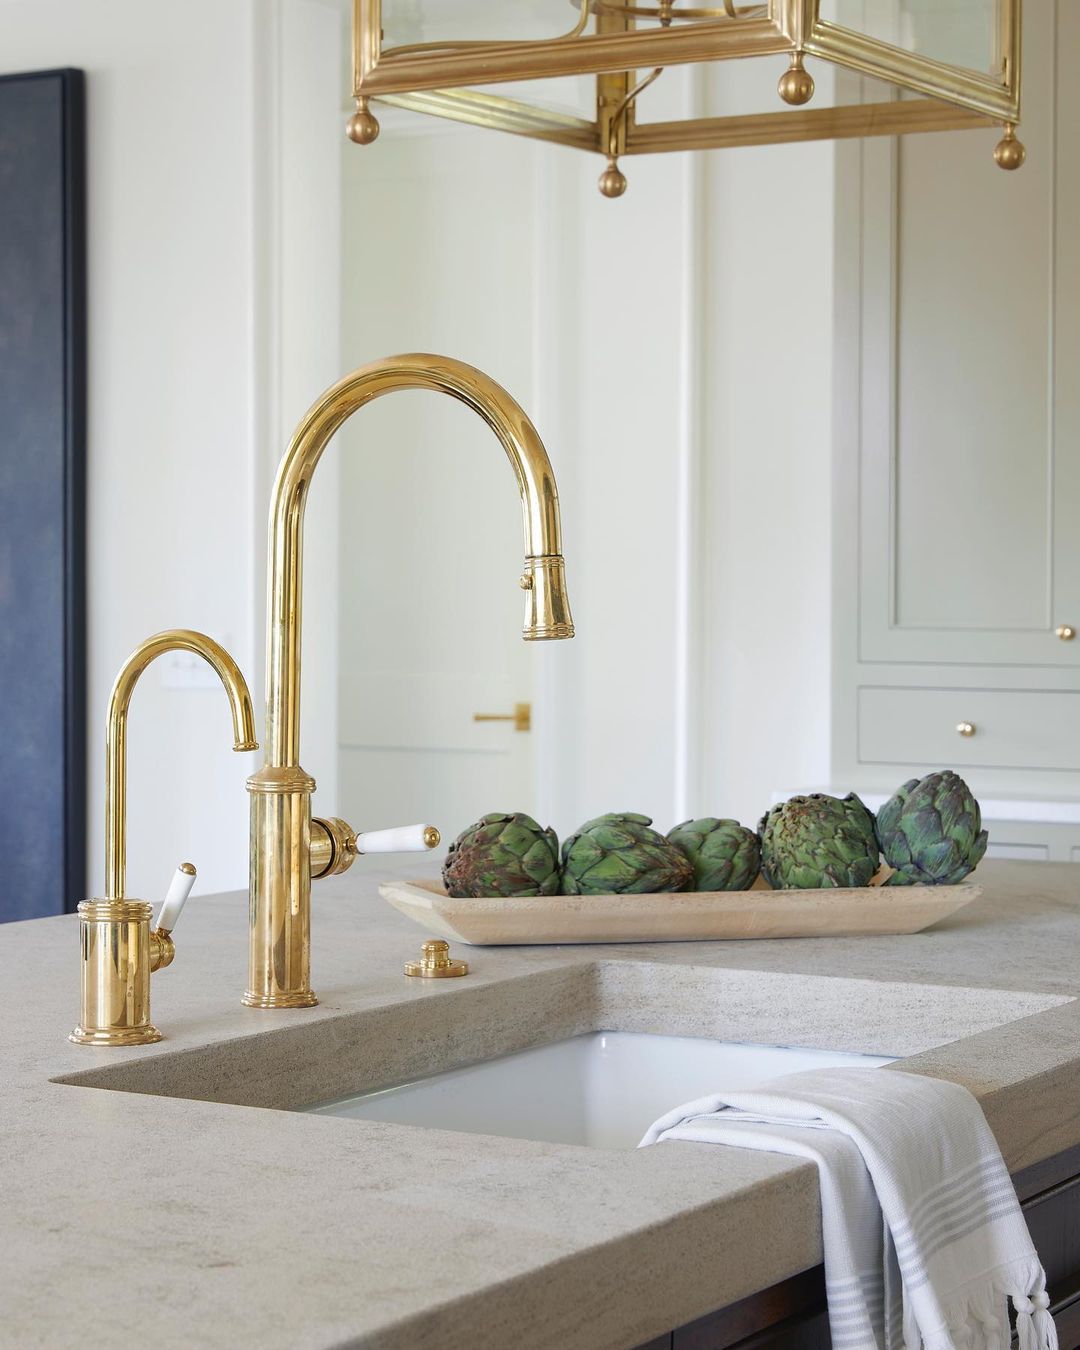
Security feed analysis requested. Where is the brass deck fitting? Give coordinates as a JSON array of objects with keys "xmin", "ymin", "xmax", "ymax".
[
  {"xmin": 71, "ymin": 631, "xmax": 257, "ymax": 1047},
  {"xmin": 405, "ymin": 940, "xmax": 468, "ymax": 979}
]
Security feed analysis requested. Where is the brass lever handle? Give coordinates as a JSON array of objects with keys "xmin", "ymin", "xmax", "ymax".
[
  {"xmin": 310, "ymin": 818, "xmax": 440, "ymax": 880},
  {"xmin": 474, "ymin": 702, "xmax": 531, "ymax": 732},
  {"xmin": 156, "ymin": 862, "xmax": 196, "ymax": 936}
]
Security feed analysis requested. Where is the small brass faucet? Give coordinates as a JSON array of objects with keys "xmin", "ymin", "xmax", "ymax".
[
  {"xmin": 246, "ymin": 354, "xmax": 575, "ymax": 1009},
  {"xmin": 71, "ymin": 630, "xmax": 257, "ymax": 1046}
]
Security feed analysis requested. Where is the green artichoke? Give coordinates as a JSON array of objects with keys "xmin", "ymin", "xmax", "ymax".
[
  {"xmin": 561, "ymin": 812, "xmax": 694, "ymax": 895},
  {"xmin": 442, "ymin": 812, "xmax": 560, "ymax": 897},
  {"xmin": 758, "ymin": 793, "xmax": 879, "ymax": 889},
  {"xmin": 876, "ymin": 771, "xmax": 988, "ymax": 886},
  {"xmin": 667, "ymin": 818, "xmax": 760, "ymax": 891}
]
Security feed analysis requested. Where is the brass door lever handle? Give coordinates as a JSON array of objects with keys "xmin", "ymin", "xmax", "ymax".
[{"xmin": 474, "ymin": 702, "xmax": 531, "ymax": 732}]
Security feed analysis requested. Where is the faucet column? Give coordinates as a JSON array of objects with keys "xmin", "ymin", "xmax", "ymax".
[
  {"xmin": 245, "ymin": 765, "xmax": 318, "ymax": 1008},
  {"xmin": 73, "ymin": 900, "xmax": 172, "ymax": 1045}
]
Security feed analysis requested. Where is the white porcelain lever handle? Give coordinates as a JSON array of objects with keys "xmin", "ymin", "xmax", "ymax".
[
  {"xmin": 350, "ymin": 824, "xmax": 440, "ymax": 855},
  {"xmin": 156, "ymin": 863, "xmax": 196, "ymax": 934}
]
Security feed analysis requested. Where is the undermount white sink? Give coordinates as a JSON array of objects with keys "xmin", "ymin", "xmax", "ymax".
[{"xmin": 302, "ymin": 1031, "xmax": 896, "ymax": 1149}]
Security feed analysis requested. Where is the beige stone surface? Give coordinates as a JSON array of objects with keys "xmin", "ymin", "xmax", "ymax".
[{"xmin": 4, "ymin": 858, "xmax": 1080, "ymax": 1349}]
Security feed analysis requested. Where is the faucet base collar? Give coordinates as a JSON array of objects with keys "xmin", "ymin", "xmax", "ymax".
[
  {"xmin": 70, "ymin": 1023, "xmax": 163, "ymax": 1046},
  {"xmin": 247, "ymin": 765, "xmax": 317, "ymax": 795},
  {"xmin": 241, "ymin": 989, "xmax": 319, "ymax": 1009}
]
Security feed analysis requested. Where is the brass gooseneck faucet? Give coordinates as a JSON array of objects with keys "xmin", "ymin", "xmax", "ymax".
[
  {"xmin": 72, "ymin": 630, "xmax": 258, "ymax": 1045},
  {"xmin": 245, "ymin": 354, "xmax": 575, "ymax": 1009}
]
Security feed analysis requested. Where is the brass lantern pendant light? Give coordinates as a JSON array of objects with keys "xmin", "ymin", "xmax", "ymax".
[{"xmin": 347, "ymin": 0, "xmax": 1024, "ymax": 196}]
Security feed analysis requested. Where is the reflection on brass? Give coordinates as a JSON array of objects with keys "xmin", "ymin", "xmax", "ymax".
[
  {"xmin": 71, "ymin": 901, "xmax": 163, "ymax": 1046},
  {"xmin": 993, "ymin": 121, "xmax": 1026, "ymax": 170},
  {"xmin": 309, "ymin": 816, "xmax": 354, "ymax": 879},
  {"xmin": 1056, "ymin": 625, "xmax": 1076, "ymax": 642},
  {"xmin": 777, "ymin": 50, "xmax": 814, "ymax": 106},
  {"xmin": 72, "ymin": 630, "xmax": 257, "ymax": 1047},
  {"xmin": 247, "ymin": 355, "xmax": 574, "ymax": 1010},
  {"xmin": 956, "ymin": 721, "xmax": 976, "ymax": 738},
  {"xmin": 599, "ymin": 157, "xmax": 629, "ymax": 195},
  {"xmin": 351, "ymin": 0, "xmax": 1022, "ymax": 191},
  {"xmin": 346, "ymin": 95, "xmax": 380, "ymax": 144},
  {"xmin": 404, "ymin": 939, "xmax": 468, "ymax": 979}
]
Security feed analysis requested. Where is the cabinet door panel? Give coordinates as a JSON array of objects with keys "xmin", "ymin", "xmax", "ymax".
[
  {"xmin": 857, "ymin": 1, "xmax": 1080, "ymax": 667},
  {"xmin": 893, "ymin": 128, "xmax": 1050, "ymax": 634}
]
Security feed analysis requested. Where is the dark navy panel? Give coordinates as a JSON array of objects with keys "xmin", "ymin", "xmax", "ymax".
[{"xmin": 0, "ymin": 70, "xmax": 85, "ymax": 921}]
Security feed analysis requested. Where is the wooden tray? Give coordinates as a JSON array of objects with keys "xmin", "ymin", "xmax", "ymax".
[{"xmin": 378, "ymin": 878, "xmax": 981, "ymax": 946}]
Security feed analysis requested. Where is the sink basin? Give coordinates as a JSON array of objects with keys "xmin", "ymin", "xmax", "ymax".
[{"xmin": 302, "ymin": 1030, "xmax": 896, "ymax": 1149}]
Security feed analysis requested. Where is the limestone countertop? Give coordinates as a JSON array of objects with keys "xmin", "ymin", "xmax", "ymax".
[{"xmin": 5, "ymin": 858, "xmax": 1080, "ymax": 1350}]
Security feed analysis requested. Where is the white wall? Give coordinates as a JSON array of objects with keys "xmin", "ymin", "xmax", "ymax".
[
  {"xmin": 0, "ymin": 0, "xmax": 341, "ymax": 902},
  {"xmin": 698, "ymin": 61, "xmax": 835, "ymax": 828}
]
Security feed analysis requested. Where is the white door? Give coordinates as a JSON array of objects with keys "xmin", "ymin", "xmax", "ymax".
[{"xmin": 337, "ymin": 129, "xmax": 540, "ymax": 845}]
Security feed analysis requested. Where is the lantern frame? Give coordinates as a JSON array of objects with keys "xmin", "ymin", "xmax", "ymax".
[{"xmin": 350, "ymin": 0, "xmax": 1021, "ymax": 169}]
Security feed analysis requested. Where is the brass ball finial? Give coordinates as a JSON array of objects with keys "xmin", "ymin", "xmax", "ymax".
[
  {"xmin": 993, "ymin": 123, "xmax": 1026, "ymax": 171},
  {"xmin": 598, "ymin": 156, "xmax": 627, "ymax": 198},
  {"xmin": 346, "ymin": 97, "xmax": 380, "ymax": 146},
  {"xmin": 778, "ymin": 52, "xmax": 814, "ymax": 106}
]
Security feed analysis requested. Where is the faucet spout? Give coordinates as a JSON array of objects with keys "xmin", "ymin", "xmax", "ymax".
[
  {"xmin": 105, "ymin": 629, "xmax": 258, "ymax": 900},
  {"xmin": 247, "ymin": 353, "xmax": 574, "ymax": 1009},
  {"xmin": 263, "ymin": 353, "xmax": 573, "ymax": 769}
]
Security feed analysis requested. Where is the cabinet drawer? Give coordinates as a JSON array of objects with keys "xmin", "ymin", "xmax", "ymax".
[{"xmin": 857, "ymin": 688, "xmax": 1080, "ymax": 773}]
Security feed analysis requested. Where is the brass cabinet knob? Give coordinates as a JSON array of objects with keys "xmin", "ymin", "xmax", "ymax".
[
  {"xmin": 956, "ymin": 721, "xmax": 976, "ymax": 737},
  {"xmin": 1056, "ymin": 624, "xmax": 1076, "ymax": 641},
  {"xmin": 473, "ymin": 701, "xmax": 531, "ymax": 732}
]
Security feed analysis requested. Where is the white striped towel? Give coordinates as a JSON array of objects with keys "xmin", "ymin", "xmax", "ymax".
[{"xmin": 640, "ymin": 1067, "xmax": 1056, "ymax": 1350}]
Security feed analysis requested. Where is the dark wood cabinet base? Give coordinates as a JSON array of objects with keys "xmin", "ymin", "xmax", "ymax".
[{"xmin": 634, "ymin": 1145, "xmax": 1080, "ymax": 1350}]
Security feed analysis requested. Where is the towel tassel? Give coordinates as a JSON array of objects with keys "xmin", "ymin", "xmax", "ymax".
[{"xmin": 1014, "ymin": 1290, "xmax": 1058, "ymax": 1350}]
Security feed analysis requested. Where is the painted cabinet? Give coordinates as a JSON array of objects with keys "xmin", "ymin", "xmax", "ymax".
[{"xmin": 832, "ymin": 0, "xmax": 1080, "ymax": 822}]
